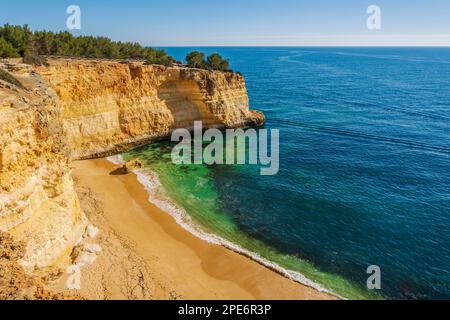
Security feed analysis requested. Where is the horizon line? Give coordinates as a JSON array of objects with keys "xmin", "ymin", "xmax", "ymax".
[{"xmin": 155, "ymin": 45, "xmax": 450, "ymax": 48}]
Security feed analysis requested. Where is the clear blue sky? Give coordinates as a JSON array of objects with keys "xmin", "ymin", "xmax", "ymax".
[{"xmin": 1, "ymin": 0, "xmax": 449, "ymax": 46}]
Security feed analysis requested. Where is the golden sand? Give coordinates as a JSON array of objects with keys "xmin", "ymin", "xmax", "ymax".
[{"xmin": 56, "ymin": 158, "xmax": 335, "ymax": 300}]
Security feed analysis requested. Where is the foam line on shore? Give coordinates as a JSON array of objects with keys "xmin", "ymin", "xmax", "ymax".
[{"xmin": 107, "ymin": 155, "xmax": 336, "ymax": 297}]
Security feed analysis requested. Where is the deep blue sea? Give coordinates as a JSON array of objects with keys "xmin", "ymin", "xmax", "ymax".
[{"xmin": 126, "ymin": 47, "xmax": 450, "ymax": 299}]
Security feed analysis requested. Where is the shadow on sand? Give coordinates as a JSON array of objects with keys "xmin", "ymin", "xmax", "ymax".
[{"xmin": 109, "ymin": 167, "xmax": 129, "ymax": 176}]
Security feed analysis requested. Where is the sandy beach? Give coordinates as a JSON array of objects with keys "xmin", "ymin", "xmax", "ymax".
[{"xmin": 51, "ymin": 158, "xmax": 335, "ymax": 300}]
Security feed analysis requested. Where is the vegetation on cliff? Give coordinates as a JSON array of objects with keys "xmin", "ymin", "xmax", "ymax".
[
  {"xmin": 0, "ymin": 37, "xmax": 20, "ymax": 58},
  {"xmin": 0, "ymin": 24, "xmax": 236, "ymax": 73},
  {"xmin": 0, "ymin": 24, "xmax": 174, "ymax": 66},
  {"xmin": 186, "ymin": 51, "xmax": 231, "ymax": 72}
]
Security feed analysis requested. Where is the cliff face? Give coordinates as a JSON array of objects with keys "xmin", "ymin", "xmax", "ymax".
[
  {"xmin": 0, "ymin": 63, "xmax": 87, "ymax": 274},
  {"xmin": 0, "ymin": 58, "xmax": 264, "ymax": 278},
  {"xmin": 38, "ymin": 59, "xmax": 264, "ymax": 159}
]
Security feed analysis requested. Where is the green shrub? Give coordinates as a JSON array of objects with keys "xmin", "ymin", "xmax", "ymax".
[
  {"xmin": 0, "ymin": 37, "xmax": 20, "ymax": 58},
  {"xmin": 0, "ymin": 24, "xmax": 174, "ymax": 67},
  {"xmin": 0, "ymin": 24, "xmax": 32, "ymax": 56},
  {"xmin": 0, "ymin": 24, "xmax": 236, "ymax": 71},
  {"xmin": 185, "ymin": 51, "xmax": 232, "ymax": 72},
  {"xmin": 186, "ymin": 51, "xmax": 205, "ymax": 69},
  {"xmin": 206, "ymin": 53, "xmax": 230, "ymax": 71},
  {"xmin": 145, "ymin": 55, "xmax": 174, "ymax": 67},
  {"xmin": 23, "ymin": 50, "xmax": 49, "ymax": 66}
]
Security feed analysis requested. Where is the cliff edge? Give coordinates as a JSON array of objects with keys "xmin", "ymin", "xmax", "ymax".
[
  {"xmin": 0, "ymin": 62, "xmax": 87, "ymax": 277},
  {"xmin": 38, "ymin": 58, "xmax": 265, "ymax": 159},
  {"xmin": 0, "ymin": 58, "xmax": 264, "ymax": 290}
]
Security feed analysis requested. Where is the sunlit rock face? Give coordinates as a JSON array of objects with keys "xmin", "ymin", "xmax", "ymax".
[
  {"xmin": 0, "ymin": 62, "xmax": 86, "ymax": 274},
  {"xmin": 0, "ymin": 58, "xmax": 264, "ymax": 275},
  {"xmin": 39, "ymin": 59, "xmax": 265, "ymax": 160}
]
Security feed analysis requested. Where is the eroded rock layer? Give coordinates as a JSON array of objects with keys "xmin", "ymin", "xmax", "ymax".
[
  {"xmin": 0, "ymin": 63, "xmax": 87, "ymax": 274},
  {"xmin": 39, "ymin": 59, "xmax": 265, "ymax": 159},
  {"xmin": 0, "ymin": 58, "xmax": 264, "ymax": 278}
]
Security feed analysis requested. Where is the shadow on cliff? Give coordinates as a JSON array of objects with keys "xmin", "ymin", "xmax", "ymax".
[{"xmin": 157, "ymin": 80, "xmax": 210, "ymax": 129}]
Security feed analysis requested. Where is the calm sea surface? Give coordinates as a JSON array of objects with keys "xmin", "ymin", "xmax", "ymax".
[{"xmin": 124, "ymin": 47, "xmax": 450, "ymax": 299}]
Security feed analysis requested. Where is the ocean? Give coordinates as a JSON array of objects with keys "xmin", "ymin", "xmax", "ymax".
[{"xmin": 122, "ymin": 47, "xmax": 450, "ymax": 299}]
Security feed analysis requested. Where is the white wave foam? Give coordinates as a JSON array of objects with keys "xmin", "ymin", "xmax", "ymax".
[{"xmin": 107, "ymin": 155, "xmax": 336, "ymax": 297}]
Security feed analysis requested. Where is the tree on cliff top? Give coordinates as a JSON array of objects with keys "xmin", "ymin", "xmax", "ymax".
[
  {"xmin": 206, "ymin": 53, "xmax": 230, "ymax": 72},
  {"xmin": 0, "ymin": 24, "xmax": 32, "ymax": 56},
  {"xmin": 186, "ymin": 51, "xmax": 231, "ymax": 72},
  {"xmin": 0, "ymin": 24, "xmax": 174, "ymax": 67},
  {"xmin": 186, "ymin": 51, "xmax": 205, "ymax": 69},
  {"xmin": 0, "ymin": 37, "xmax": 20, "ymax": 58}
]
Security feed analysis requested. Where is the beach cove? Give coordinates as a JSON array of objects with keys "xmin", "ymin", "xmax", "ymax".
[{"xmin": 53, "ymin": 158, "xmax": 334, "ymax": 300}]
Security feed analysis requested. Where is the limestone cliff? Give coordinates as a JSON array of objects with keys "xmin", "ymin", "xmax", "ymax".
[
  {"xmin": 38, "ymin": 59, "xmax": 264, "ymax": 159},
  {"xmin": 0, "ymin": 62, "xmax": 87, "ymax": 274},
  {"xmin": 0, "ymin": 58, "xmax": 264, "ymax": 281}
]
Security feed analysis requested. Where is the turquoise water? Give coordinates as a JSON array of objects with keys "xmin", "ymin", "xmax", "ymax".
[{"xmin": 125, "ymin": 48, "xmax": 450, "ymax": 299}]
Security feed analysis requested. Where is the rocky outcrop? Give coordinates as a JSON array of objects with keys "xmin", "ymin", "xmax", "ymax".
[
  {"xmin": 38, "ymin": 59, "xmax": 265, "ymax": 160},
  {"xmin": 0, "ymin": 63, "xmax": 87, "ymax": 275},
  {"xmin": 0, "ymin": 58, "xmax": 264, "ymax": 283},
  {"xmin": 123, "ymin": 159, "xmax": 143, "ymax": 173}
]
